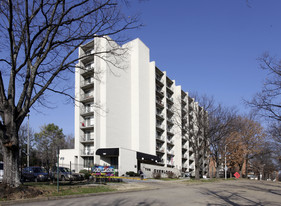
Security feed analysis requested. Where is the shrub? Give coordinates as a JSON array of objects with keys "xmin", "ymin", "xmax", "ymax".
[
  {"xmin": 152, "ymin": 171, "xmax": 161, "ymax": 179},
  {"xmin": 167, "ymin": 171, "xmax": 176, "ymax": 179},
  {"xmin": 79, "ymin": 169, "xmax": 91, "ymax": 179}
]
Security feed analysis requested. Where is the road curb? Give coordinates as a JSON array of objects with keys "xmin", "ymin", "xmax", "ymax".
[{"xmin": 0, "ymin": 186, "xmax": 159, "ymax": 206}]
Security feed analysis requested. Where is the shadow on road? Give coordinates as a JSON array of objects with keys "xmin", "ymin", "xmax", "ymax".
[
  {"xmin": 199, "ymin": 181, "xmax": 281, "ymax": 206},
  {"xmin": 89, "ymin": 198, "xmax": 164, "ymax": 206},
  {"xmin": 201, "ymin": 189, "xmax": 266, "ymax": 206}
]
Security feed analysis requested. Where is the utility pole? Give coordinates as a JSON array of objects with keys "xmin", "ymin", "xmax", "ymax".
[
  {"xmin": 225, "ymin": 144, "xmax": 227, "ymax": 180},
  {"xmin": 57, "ymin": 147, "xmax": 60, "ymax": 192},
  {"xmin": 27, "ymin": 113, "xmax": 30, "ymax": 167}
]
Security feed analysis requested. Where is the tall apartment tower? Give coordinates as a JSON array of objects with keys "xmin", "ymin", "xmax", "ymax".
[{"xmin": 60, "ymin": 37, "xmax": 208, "ymax": 177}]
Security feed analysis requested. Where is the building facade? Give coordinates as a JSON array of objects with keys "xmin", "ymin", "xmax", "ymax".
[{"xmin": 60, "ymin": 37, "xmax": 208, "ymax": 177}]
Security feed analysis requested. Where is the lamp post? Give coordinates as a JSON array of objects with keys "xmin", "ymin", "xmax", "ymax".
[
  {"xmin": 224, "ymin": 141, "xmax": 235, "ymax": 180},
  {"xmin": 27, "ymin": 113, "xmax": 30, "ymax": 167},
  {"xmin": 225, "ymin": 144, "xmax": 227, "ymax": 180}
]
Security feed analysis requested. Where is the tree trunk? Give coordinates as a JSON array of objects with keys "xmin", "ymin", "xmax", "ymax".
[
  {"xmin": 194, "ymin": 153, "xmax": 200, "ymax": 180},
  {"xmin": 245, "ymin": 154, "xmax": 249, "ymax": 178},
  {"xmin": 2, "ymin": 143, "xmax": 21, "ymax": 187},
  {"xmin": 215, "ymin": 165, "xmax": 220, "ymax": 178},
  {"xmin": 1, "ymin": 123, "xmax": 21, "ymax": 187}
]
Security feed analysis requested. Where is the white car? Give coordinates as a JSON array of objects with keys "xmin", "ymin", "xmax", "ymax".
[{"xmin": 0, "ymin": 162, "xmax": 3, "ymax": 182}]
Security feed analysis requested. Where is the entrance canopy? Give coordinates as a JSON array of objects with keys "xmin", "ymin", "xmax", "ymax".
[
  {"xmin": 136, "ymin": 152, "xmax": 161, "ymax": 163},
  {"xmin": 96, "ymin": 148, "xmax": 119, "ymax": 156}
]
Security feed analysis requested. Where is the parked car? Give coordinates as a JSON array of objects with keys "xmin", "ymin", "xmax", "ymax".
[
  {"xmin": 22, "ymin": 166, "xmax": 49, "ymax": 182},
  {"xmin": 50, "ymin": 167, "xmax": 84, "ymax": 181},
  {"xmin": 0, "ymin": 162, "xmax": 3, "ymax": 182},
  {"xmin": 248, "ymin": 174, "xmax": 258, "ymax": 180}
]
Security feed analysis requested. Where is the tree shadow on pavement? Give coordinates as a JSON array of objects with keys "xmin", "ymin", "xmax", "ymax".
[
  {"xmin": 239, "ymin": 184, "xmax": 281, "ymax": 196},
  {"xmin": 90, "ymin": 198, "xmax": 165, "ymax": 206},
  {"xmin": 200, "ymin": 189, "xmax": 277, "ymax": 206}
]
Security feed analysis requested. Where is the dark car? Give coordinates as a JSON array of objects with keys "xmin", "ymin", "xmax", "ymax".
[{"xmin": 22, "ymin": 166, "xmax": 49, "ymax": 182}]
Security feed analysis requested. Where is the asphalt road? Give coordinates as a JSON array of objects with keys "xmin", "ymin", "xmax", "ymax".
[{"xmin": 10, "ymin": 179, "xmax": 281, "ymax": 206}]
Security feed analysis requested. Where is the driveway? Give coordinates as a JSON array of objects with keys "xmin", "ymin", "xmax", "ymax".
[{"xmin": 9, "ymin": 179, "xmax": 281, "ymax": 206}]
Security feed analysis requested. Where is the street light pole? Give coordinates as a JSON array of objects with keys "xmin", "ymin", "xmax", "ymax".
[
  {"xmin": 27, "ymin": 113, "xmax": 30, "ymax": 167},
  {"xmin": 225, "ymin": 144, "xmax": 227, "ymax": 180}
]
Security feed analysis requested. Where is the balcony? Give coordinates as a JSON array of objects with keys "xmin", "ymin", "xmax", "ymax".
[
  {"xmin": 167, "ymin": 150, "xmax": 174, "ymax": 155},
  {"xmin": 156, "ymin": 135, "xmax": 165, "ymax": 142},
  {"xmin": 167, "ymin": 128, "xmax": 174, "ymax": 135},
  {"xmin": 80, "ymin": 122, "xmax": 94, "ymax": 131},
  {"xmin": 81, "ymin": 93, "xmax": 94, "ymax": 103},
  {"xmin": 182, "ymin": 108, "xmax": 187, "ymax": 115},
  {"xmin": 182, "ymin": 163, "xmax": 188, "ymax": 168},
  {"xmin": 189, "ymin": 164, "xmax": 195, "ymax": 171},
  {"xmin": 167, "ymin": 160, "xmax": 174, "ymax": 166},
  {"xmin": 81, "ymin": 65, "xmax": 94, "ymax": 77},
  {"xmin": 156, "ymin": 100, "xmax": 164, "ymax": 108},
  {"xmin": 182, "ymin": 135, "xmax": 188, "ymax": 142},
  {"xmin": 156, "ymin": 123, "xmax": 165, "ymax": 131},
  {"xmin": 166, "ymin": 77, "xmax": 173, "ymax": 89},
  {"xmin": 80, "ymin": 136, "xmax": 94, "ymax": 143},
  {"xmin": 156, "ymin": 147, "xmax": 165, "ymax": 153},
  {"xmin": 156, "ymin": 112, "xmax": 164, "ymax": 120},
  {"xmin": 189, "ymin": 158, "xmax": 195, "ymax": 165},
  {"xmin": 81, "ymin": 80, "xmax": 94, "ymax": 90},
  {"xmin": 80, "ymin": 107, "xmax": 94, "ymax": 117},
  {"xmin": 166, "ymin": 96, "xmax": 173, "ymax": 104},
  {"xmin": 156, "ymin": 89, "xmax": 164, "ymax": 98},
  {"xmin": 181, "ymin": 93, "xmax": 188, "ymax": 102},
  {"xmin": 156, "ymin": 75, "xmax": 164, "ymax": 86},
  {"xmin": 182, "ymin": 144, "xmax": 188, "ymax": 150},
  {"xmin": 166, "ymin": 85, "xmax": 174, "ymax": 94},
  {"xmin": 80, "ymin": 50, "xmax": 95, "ymax": 64},
  {"xmin": 182, "ymin": 154, "xmax": 188, "ymax": 159},
  {"xmin": 81, "ymin": 150, "xmax": 94, "ymax": 156},
  {"xmin": 167, "ymin": 139, "xmax": 174, "ymax": 145},
  {"xmin": 167, "ymin": 102, "xmax": 173, "ymax": 110},
  {"xmin": 167, "ymin": 118, "xmax": 174, "ymax": 126},
  {"xmin": 182, "ymin": 99, "xmax": 187, "ymax": 106}
]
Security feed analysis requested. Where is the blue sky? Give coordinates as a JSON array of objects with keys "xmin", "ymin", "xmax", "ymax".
[{"xmin": 26, "ymin": 0, "xmax": 281, "ymax": 135}]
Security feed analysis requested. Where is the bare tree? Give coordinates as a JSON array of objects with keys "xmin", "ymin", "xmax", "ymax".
[
  {"xmin": 267, "ymin": 122, "xmax": 281, "ymax": 169},
  {"xmin": 64, "ymin": 134, "xmax": 75, "ymax": 149},
  {"xmin": 250, "ymin": 142, "xmax": 277, "ymax": 180},
  {"xmin": 247, "ymin": 53, "xmax": 281, "ymax": 121},
  {"xmin": 208, "ymin": 105, "xmax": 237, "ymax": 178},
  {"xmin": 0, "ymin": 0, "xmax": 140, "ymax": 187},
  {"xmin": 18, "ymin": 122, "xmax": 35, "ymax": 167}
]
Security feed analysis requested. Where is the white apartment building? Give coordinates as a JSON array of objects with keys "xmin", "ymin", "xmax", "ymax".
[{"xmin": 60, "ymin": 37, "xmax": 208, "ymax": 177}]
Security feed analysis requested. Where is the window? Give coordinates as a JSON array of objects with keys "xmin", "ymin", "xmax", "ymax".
[
  {"xmin": 85, "ymin": 103, "xmax": 93, "ymax": 113},
  {"xmin": 84, "ymin": 131, "xmax": 93, "ymax": 140},
  {"xmin": 83, "ymin": 157, "xmax": 94, "ymax": 168},
  {"xmin": 85, "ymin": 117, "xmax": 94, "ymax": 126}
]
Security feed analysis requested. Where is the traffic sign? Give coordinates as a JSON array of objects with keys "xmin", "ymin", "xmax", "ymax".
[{"xmin": 234, "ymin": 172, "xmax": 240, "ymax": 179}]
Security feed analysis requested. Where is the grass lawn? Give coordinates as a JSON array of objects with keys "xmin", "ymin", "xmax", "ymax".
[
  {"xmin": 0, "ymin": 182, "xmax": 117, "ymax": 201},
  {"xmin": 183, "ymin": 178, "xmax": 236, "ymax": 184}
]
